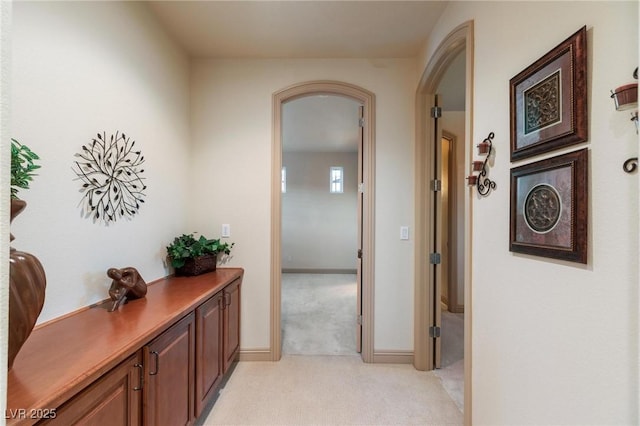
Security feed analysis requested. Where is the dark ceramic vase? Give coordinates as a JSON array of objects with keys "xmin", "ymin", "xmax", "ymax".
[{"xmin": 9, "ymin": 199, "xmax": 46, "ymax": 369}]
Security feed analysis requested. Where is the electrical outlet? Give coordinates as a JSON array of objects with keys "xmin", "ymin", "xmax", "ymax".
[
  {"xmin": 221, "ymin": 224, "xmax": 231, "ymax": 238},
  {"xmin": 400, "ymin": 226, "xmax": 409, "ymax": 240}
]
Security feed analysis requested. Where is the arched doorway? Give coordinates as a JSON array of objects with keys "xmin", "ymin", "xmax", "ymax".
[
  {"xmin": 271, "ymin": 81, "xmax": 375, "ymax": 362},
  {"xmin": 414, "ymin": 21, "xmax": 474, "ymax": 424}
]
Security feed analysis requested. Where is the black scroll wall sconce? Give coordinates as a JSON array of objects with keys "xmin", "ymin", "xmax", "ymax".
[
  {"xmin": 610, "ymin": 67, "xmax": 638, "ymax": 173},
  {"xmin": 467, "ymin": 132, "xmax": 496, "ymax": 196}
]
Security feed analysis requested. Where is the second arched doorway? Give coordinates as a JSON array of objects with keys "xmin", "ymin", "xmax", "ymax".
[{"xmin": 271, "ymin": 81, "xmax": 375, "ymax": 362}]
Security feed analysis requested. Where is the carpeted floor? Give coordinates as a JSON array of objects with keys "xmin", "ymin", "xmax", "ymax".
[
  {"xmin": 434, "ymin": 310, "xmax": 465, "ymax": 411},
  {"xmin": 201, "ymin": 355, "xmax": 463, "ymax": 425},
  {"xmin": 280, "ymin": 273, "xmax": 464, "ymax": 411},
  {"xmin": 200, "ymin": 274, "xmax": 464, "ymax": 424},
  {"xmin": 281, "ymin": 273, "xmax": 357, "ymax": 355}
]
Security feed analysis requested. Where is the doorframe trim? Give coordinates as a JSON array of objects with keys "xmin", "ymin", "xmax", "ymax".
[
  {"xmin": 271, "ymin": 80, "xmax": 376, "ymax": 362},
  {"xmin": 413, "ymin": 21, "xmax": 474, "ymax": 426}
]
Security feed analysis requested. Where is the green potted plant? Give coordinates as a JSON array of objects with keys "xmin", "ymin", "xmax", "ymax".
[
  {"xmin": 9, "ymin": 138, "xmax": 46, "ymax": 369},
  {"xmin": 10, "ymin": 138, "xmax": 41, "ymax": 242},
  {"xmin": 166, "ymin": 233, "xmax": 234, "ymax": 276},
  {"xmin": 11, "ymin": 138, "xmax": 41, "ymax": 200}
]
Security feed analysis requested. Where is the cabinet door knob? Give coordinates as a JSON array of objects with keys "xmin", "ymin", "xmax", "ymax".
[{"xmin": 149, "ymin": 351, "xmax": 159, "ymax": 376}]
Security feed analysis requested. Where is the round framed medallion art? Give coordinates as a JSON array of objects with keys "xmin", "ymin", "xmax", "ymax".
[{"xmin": 523, "ymin": 183, "xmax": 562, "ymax": 234}]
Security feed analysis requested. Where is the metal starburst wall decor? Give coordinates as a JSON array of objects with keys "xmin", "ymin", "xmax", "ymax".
[{"xmin": 73, "ymin": 131, "xmax": 147, "ymax": 223}]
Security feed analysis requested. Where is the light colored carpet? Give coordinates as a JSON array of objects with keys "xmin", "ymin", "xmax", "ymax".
[
  {"xmin": 434, "ymin": 311, "xmax": 464, "ymax": 411},
  {"xmin": 282, "ymin": 273, "xmax": 357, "ymax": 355},
  {"xmin": 440, "ymin": 311, "xmax": 464, "ymax": 368},
  {"xmin": 434, "ymin": 359, "xmax": 463, "ymax": 412},
  {"xmin": 202, "ymin": 355, "xmax": 463, "ymax": 425},
  {"xmin": 280, "ymin": 273, "xmax": 464, "ymax": 413},
  {"xmin": 204, "ymin": 273, "xmax": 463, "ymax": 423}
]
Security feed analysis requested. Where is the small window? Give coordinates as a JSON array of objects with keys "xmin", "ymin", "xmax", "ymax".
[
  {"xmin": 330, "ymin": 166, "xmax": 343, "ymax": 193},
  {"xmin": 281, "ymin": 167, "xmax": 287, "ymax": 193}
]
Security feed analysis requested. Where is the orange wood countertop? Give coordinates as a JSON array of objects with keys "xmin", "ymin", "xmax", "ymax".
[{"xmin": 6, "ymin": 268, "xmax": 244, "ymax": 425}]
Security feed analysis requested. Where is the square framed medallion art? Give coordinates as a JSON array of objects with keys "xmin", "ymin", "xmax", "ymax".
[
  {"xmin": 510, "ymin": 26, "xmax": 588, "ymax": 161},
  {"xmin": 509, "ymin": 148, "xmax": 588, "ymax": 264}
]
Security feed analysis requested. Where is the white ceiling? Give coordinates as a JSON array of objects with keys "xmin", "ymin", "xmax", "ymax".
[
  {"xmin": 146, "ymin": 1, "xmax": 448, "ymax": 59},
  {"xmin": 146, "ymin": 1, "xmax": 463, "ymax": 152}
]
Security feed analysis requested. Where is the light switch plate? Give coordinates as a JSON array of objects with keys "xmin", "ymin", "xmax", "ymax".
[
  {"xmin": 400, "ymin": 226, "xmax": 409, "ymax": 240},
  {"xmin": 221, "ymin": 224, "xmax": 231, "ymax": 238}
]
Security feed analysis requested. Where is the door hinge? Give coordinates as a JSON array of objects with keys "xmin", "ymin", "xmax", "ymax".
[
  {"xmin": 431, "ymin": 179, "xmax": 442, "ymax": 192},
  {"xmin": 359, "ymin": 117, "xmax": 365, "ymax": 127},
  {"xmin": 357, "ymin": 315, "xmax": 363, "ymax": 325},
  {"xmin": 430, "ymin": 106, "xmax": 442, "ymax": 119},
  {"xmin": 429, "ymin": 326, "xmax": 441, "ymax": 338},
  {"xmin": 429, "ymin": 253, "xmax": 441, "ymax": 265},
  {"xmin": 357, "ymin": 249, "xmax": 363, "ymax": 259},
  {"xmin": 358, "ymin": 182, "xmax": 364, "ymax": 193}
]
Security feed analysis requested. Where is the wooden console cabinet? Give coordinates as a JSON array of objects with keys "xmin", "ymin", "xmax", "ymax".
[
  {"xmin": 222, "ymin": 279, "xmax": 241, "ymax": 373},
  {"xmin": 6, "ymin": 268, "xmax": 243, "ymax": 426},
  {"xmin": 44, "ymin": 353, "xmax": 143, "ymax": 425},
  {"xmin": 144, "ymin": 312, "xmax": 195, "ymax": 426},
  {"xmin": 195, "ymin": 279, "xmax": 240, "ymax": 418}
]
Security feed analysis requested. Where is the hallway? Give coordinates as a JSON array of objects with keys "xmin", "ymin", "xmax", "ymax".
[
  {"xmin": 211, "ymin": 271, "xmax": 461, "ymax": 424},
  {"xmin": 278, "ymin": 272, "xmax": 464, "ymax": 414},
  {"xmin": 202, "ymin": 355, "xmax": 463, "ymax": 425}
]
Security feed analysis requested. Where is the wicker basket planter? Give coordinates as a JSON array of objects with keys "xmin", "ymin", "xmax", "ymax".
[{"xmin": 175, "ymin": 254, "xmax": 217, "ymax": 276}]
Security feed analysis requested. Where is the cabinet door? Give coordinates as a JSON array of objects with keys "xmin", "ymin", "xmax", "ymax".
[
  {"xmin": 223, "ymin": 279, "xmax": 241, "ymax": 373},
  {"xmin": 44, "ymin": 353, "xmax": 142, "ymax": 425},
  {"xmin": 144, "ymin": 313, "xmax": 195, "ymax": 426},
  {"xmin": 194, "ymin": 292, "xmax": 223, "ymax": 418}
]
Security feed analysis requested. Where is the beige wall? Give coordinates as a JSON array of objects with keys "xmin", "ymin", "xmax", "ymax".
[
  {"xmin": 421, "ymin": 2, "xmax": 638, "ymax": 424},
  {"xmin": 190, "ymin": 58, "xmax": 417, "ymax": 351},
  {"xmin": 0, "ymin": 0, "xmax": 10, "ymax": 409},
  {"xmin": 282, "ymin": 152, "xmax": 358, "ymax": 271},
  {"xmin": 10, "ymin": 1, "xmax": 191, "ymax": 323}
]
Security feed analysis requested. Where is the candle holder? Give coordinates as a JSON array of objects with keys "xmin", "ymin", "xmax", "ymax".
[
  {"xmin": 466, "ymin": 175, "xmax": 478, "ymax": 185},
  {"xmin": 477, "ymin": 140, "xmax": 491, "ymax": 155},
  {"xmin": 611, "ymin": 83, "xmax": 638, "ymax": 111},
  {"xmin": 467, "ymin": 132, "xmax": 496, "ymax": 196},
  {"xmin": 610, "ymin": 68, "xmax": 638, "ymax": 174}
]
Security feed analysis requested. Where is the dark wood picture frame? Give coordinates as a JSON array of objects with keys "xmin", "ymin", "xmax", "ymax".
[
  {"xmin": 510, "ymin": 26, "xmax": 588, "ymax": 161},
  {"xmin": 510, "ymin": 148, "xmax": 588, "ymax": 264}
]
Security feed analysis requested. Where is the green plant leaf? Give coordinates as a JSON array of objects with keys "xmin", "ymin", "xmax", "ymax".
[
  {"xmin": 166, "ymin": 232, "xmax": 234, "ymax": 269},
  {"xmin": 11, "ymin": 139, "xmax": 41, "ymax": 199}
]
